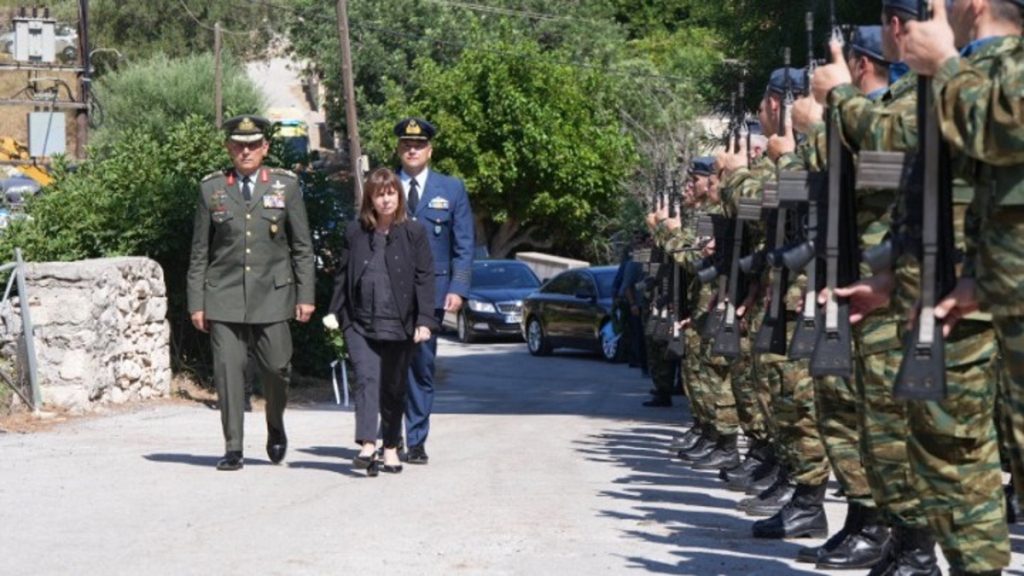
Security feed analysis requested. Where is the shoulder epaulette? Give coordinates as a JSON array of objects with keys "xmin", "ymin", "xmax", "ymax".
[
  {"xmin": 201, "ymin": 169, "xmax": 230, "ymax": 183},
  {"xmin": 268, "ymin": 167, "xmax": 298, "ymax": 179}
]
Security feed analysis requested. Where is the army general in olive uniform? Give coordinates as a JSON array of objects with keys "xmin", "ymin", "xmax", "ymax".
[{"xmin": 187, "ymin": 115, "xmax": 316, "ymax": 471}]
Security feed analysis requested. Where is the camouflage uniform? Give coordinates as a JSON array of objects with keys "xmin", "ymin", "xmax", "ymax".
[
  {"xmin": 833, "ymin": 37, "xmax": 1011, "ymax": 571},
  {"xmin": 934, "ymin": 35, "xmax": 1024, "ymax": 521}
]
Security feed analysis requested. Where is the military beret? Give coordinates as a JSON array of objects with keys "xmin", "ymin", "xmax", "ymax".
[
  {"xmin": 850, "ymin": 26, "xmax": 887, "ymax": 63},
  {"xmin": 767, "ymin": 67, "xmax": 808, "ymax": 97},
  {"xmin": 882, "ymin": 0, "xmax": 921, "ymax": 18},
  {"xmin": 222, "ymin": 115, "xmax": 270, "ymax": 143},
  {"xmin": 394, "ymin": 117, "xmax": 436, "ymax": 141},
  {"xmin": 691, "ymin": 157, "xmax": 716, "ymax": 176}
]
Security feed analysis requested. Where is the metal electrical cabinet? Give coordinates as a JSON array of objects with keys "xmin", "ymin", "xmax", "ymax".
[{"xmin": 13, "ymin": 17, "xmax": 57, "ymax": 63}]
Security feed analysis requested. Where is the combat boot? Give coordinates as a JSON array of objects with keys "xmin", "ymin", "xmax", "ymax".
[
  {"xmin": 888, "ymin": 525, "xmax": 940, "ymax": 576},
  {"xmin": 676, "ymin": 431, "xmax": 717, "ymax": 462},
  {"xmin": 740, "ymin": 468, "xmax": 795, "ymax": 516},
  {"xmin": 691, "ymin": 434, "xmax": 740, "ymax": 471},
  {"xmin": 720, "ymin": 439, "xmax": 770, "ymax": 483},
  {"xmin": 796, "ymin": 500, "xmax": 862, "ymax": 563},
  {"xmin": 816, "ymin": 504, "xmax": 891, "ymax": 569},
  {"xmin": 743, "ymin": 455, "xmax": 781, "ymax": 495},
  {"xmin": 751, "ymin": 481, "xmax": 828, "ymax": 539},
  {"xmin": 670, "ymin": 422, "xmax": 703, "ymax": 451},
  {"xmin": 1005, "ymin": 482, "xmax": 1021, "ymax": 525}
]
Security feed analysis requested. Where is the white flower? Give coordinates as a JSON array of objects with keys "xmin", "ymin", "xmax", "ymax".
[{"xmin": 322, "ymin": 313, "xmax": 339, "ymax": 331}]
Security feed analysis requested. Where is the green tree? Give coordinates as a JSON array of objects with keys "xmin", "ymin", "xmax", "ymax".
[
  {"xmin": 364, "ymin": 40, "xmax": 636, "ymax": 259},
  {"xmin": 92, "ymin": 51, "xmax": 264, "ymax": 146}
]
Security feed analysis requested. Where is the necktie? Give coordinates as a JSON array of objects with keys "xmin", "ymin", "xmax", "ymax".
[
  {"xmin": 408, "ymin": 178, "xmax": 419, "ymax": 214},
  {"xmin": 242, "ymin": 177, "xmax": 252, "ymax": 202}
]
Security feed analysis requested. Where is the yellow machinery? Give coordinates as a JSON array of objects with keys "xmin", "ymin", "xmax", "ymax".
[{"xmin": 0, "ymin": 137, "xmax": 52, "ymax": 186}]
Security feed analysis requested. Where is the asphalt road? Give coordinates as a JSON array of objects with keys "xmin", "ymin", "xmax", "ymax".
[{"xmin": 1, "ymin": 338, "xmax": 1021, "ymax": 576}]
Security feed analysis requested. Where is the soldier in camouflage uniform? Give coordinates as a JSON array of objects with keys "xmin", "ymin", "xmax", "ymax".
[
  {"xmin": 902, "ymin": 0, "xmax": 1024, "ymax": 572},
  {"xmin": 815, "ymin": 1, "xmax": 1012, "ymax": 574}
]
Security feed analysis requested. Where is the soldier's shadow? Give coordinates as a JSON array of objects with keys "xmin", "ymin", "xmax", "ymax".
[{"xmin": 143, "ymin": 453, "xmax": 273, "ymax": 467}]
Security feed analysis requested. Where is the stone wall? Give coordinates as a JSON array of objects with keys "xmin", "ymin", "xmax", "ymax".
[{"xmin": 0, "ymin": 257, "xmax": 171, "ymax": 412}]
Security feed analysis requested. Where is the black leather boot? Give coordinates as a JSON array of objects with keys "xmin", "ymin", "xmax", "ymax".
[
  {"xmin": 888, "ymin": 525, "xmax": 941, "ymax": 576},
  {"xmin": 670, "ymin": 422, "xmax": 704, "ymax": 450},
  {"xmin": 739, "ymin": 467, "xmax": 795, "ymax": 516},
  {"xmin": 796, "ymin": 500, "xmax": 862, "ymax": 563},
  {"xmin": 817, "ymin": 504, "xmax": 891, "ymax": 569},
  {"xmin": 691, "ymin": 434, "xmax": 740, "ymax": 470},
  {"xmin": 1006, "ymin": 482, "xmax": 1021, "ymax": 525},
  {"xmin": 743, "ymin": 456, "xmax": 781, "ymax": 494},
  {"xmin": 751, "ymin": 481, "xmax": 829, "ymax": 539},
  {"xmin": 676, "ymin": 431, "xmax": 717, "ymax": 462}
]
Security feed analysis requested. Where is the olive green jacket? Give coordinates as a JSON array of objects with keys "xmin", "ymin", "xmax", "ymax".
[{"xmin": 187, "ymin": 167, "xmax": 315, "ymax": 324}]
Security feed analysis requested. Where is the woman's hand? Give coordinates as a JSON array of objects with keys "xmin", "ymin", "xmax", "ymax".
[{"xmin": 414, "ymin": 325, "xmax": 432, "ymax": 343}]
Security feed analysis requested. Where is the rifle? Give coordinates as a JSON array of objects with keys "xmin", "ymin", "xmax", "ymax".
[
  {"xmin": 894, "ymin": 0, "xmax": 954, "ymax": 400},
  {"xmin": 696, "ymin": 212, "xmax": 732, "ymax": 341},
  {"xmin": 653, "ymin": 167, "xmax": 677, "ymax": 344},
  {"xmin": 666, "ymin": 174, "xmax": 688, "ymax": 359},
  {"xmin": 643, "ymin": 168, "xmax": 666, "ymax": 338},
  {"xmin": 753, "ymin": 47, "xmax": 795, "ymax": 355},
  {"xmin": 810, "ymin": 13, "xmax": 856, "ymax": 378}
]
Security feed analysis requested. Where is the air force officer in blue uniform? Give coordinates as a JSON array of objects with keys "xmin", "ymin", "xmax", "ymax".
[{"xmin": 395, "ymin": 118, "xmax": 474, "ymax": 464}]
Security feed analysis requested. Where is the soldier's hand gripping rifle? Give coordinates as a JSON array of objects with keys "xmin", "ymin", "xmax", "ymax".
[
  {"xmin": 894, "ymin": 0, "xmax": 955, "ymax": 400},
  {"xmin": 810, "ymin": 11, "xmax": 857, "ymax": 379},
  {"xmin": 696, "ymin": 212, "xmax": 733, "ymax": 342}
]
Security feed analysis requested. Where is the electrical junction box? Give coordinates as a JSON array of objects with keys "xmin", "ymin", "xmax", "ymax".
[
  {"xmin": 28, "ymin": 112, "xmax": 66, "ymax": 157},
  {"xmin": 14, "ymin": 17, "xmax": 56, "ymax": 63}
]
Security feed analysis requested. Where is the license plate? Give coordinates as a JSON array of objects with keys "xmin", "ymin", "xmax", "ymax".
[{"xmin": 506, "ymin": 314, "xmax": 522, "ymax": 324}]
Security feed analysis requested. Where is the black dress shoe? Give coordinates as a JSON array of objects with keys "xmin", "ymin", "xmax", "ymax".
[
  {"xmin": 266, "ymin": 427, "xmax": 287, "ymax": 464},
  {"xmin": 406, "ymin": 444, "xmax": 429, "ymax": 465},
  {"xmin": 380, "ymin": 463, "xmax": 403, "ymax": 474},
  {"xmin": 217, "ymin": 451, "xmax": 244, "ymax": 471},
  {"xmin": 353, "ymin": 454, "xmax": 375, "ymax": 469}
]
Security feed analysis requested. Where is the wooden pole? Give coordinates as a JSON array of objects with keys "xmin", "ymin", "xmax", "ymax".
[
  {"xmin": 335, "ymin": 0, "xmax": 363, "ymax": 209},
  {"xmin": 214, "ymin": 22, "xmax": 223, "ymax": 128},
  {"xmin": 75, "ymin": 0, "xmax": 90, "ymax": 158}
]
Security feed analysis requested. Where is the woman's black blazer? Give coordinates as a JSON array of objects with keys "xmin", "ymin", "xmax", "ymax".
[{"xmin": 329, "ymin": 220, "xmax": 438, "ymax": 336}]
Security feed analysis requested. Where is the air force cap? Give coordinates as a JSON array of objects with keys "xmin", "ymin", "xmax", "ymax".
[
  {"xmin": 850, "ymin": 26, "xmax": 887, "ymax": 63},
  {"xmin": 767, "ymin": 67, "xmax": 808, "ymax": 97},
  {"xmin": 394, "ymin": 117, "xmax": 437, "ymax": 141},
  {"xmin": 222, "ymin": 115, "xmax": 270, "ymax": 143}
]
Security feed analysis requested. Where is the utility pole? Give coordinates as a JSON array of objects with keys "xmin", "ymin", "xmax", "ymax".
[
  {"xmin": 75, "ymin": 0, "xmax": 90, "ymax": 158},
  {"xmin": 335, "ymin": 0, "xmax": 363, "ymax": 208},
  {"xmin": 214, "ymin": 22, "xmax": 223, "ymax": 128}
]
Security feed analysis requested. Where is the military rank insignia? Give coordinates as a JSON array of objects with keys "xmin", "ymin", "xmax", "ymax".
[{"xmin": 211, "ymin": 191, "xmax": 228, "ymax": 213}]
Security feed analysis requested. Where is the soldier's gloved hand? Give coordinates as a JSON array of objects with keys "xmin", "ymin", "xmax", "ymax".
[
  {"xmin": 322, "ymin": 313, "xmax": 339, "ymax": 331},
  {"xmin": 811, "ymin": 41, "xmax": 852, "ymax": 104}
]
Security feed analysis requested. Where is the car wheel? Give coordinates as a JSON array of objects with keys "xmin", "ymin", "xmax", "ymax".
[
  {"xmin": 600, "ymin": 321, "xmax": 625, "ymax": 363},
  {"xmin": 457, "ymin": 311, "xmax": 475, "ymax": 344},
  {"xmin": 526, "ymin": 317, "xmax": 551, "ymax": 356}
]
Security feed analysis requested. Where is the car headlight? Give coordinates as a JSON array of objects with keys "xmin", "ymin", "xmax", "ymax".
[{"xmin": 467, "ymin": 299, "xmax": 497, "ymax": 313}]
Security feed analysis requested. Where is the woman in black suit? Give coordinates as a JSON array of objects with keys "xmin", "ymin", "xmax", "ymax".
[{"xmin": 328, "ymin": 167, "xmax": 436, "ymax": 475}]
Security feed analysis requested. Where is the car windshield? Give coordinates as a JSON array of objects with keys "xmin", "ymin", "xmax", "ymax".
[
  {"xmin": 472, "ymin": 264, "xmax": 540, "ymax": 289},
  {"xmin": 592, "ymin": 269, "xmax": 618, "ymax": 299}
]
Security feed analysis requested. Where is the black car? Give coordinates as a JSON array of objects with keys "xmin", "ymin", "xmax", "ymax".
[
  {"xmin": 521, "ymin": 265, "xmax": 624, "ymax": 361},
  {"xmin": 444, "ymin": 259, "xmax": 541, "ymax": 343}
]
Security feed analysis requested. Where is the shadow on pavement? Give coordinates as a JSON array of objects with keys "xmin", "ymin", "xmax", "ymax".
[{"xmin": 143, "ymin": 453, "xmax": 272, "ymax": 467}]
